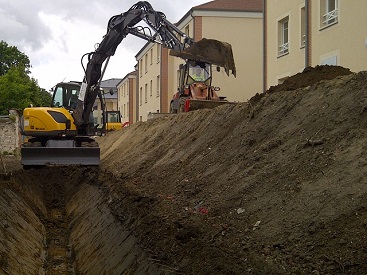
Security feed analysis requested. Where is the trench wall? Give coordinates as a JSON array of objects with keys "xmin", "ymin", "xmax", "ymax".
[
  {"xmin": 0, "ymin": 184, "xmax": 46, "ymax": 274},
  {"xmin": 0, "ymin": 171, "xmax": 162, "ymax": 274},
  {"xmin": 66, "ymin": 182, "xmax": 162, "ymax": 274}
]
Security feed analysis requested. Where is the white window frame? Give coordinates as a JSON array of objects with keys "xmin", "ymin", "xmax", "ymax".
[
  {"xmin": 278, "ymin": 17, "xmax": 289, "ymax": 57},
  {"xmin": 321, "ymin": 0, "xmax": 338, "ymax": 29}
]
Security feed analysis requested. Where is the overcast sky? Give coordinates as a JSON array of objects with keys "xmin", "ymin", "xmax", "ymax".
[{"xmin": 0, "ymin": 0, "xmax": 208, "ymax": 90}]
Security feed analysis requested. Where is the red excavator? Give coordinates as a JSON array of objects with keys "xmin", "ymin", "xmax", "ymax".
[{"xmin": 170, "ymin": 38, "xmax": 236, "ymax": 113}]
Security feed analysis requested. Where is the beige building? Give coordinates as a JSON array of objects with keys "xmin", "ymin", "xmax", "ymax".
[
  {"xmin": 135, "ymin": 0, "xmax": 263, "ymax": 121},
  {"xmin": 135, "ymin": 44, "xmax": 162, "ymax": 121},
  {"xmin": 264, "ymin": 0, "xmax": 367, "ymax": 90},
  {"xmin": 117, "ymin": 71, "xmax": 137, "ymax": 125}
]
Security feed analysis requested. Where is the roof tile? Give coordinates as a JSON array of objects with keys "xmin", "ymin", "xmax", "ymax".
[{"xmin": 194, "ymin": 0, "xmax": 263, "ymax": 12}]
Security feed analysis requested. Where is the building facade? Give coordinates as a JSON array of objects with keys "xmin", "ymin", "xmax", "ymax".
[
  {"xmin": 117, "ymin": 71, "xmax": 137, "ymax": 125},
  {"xmin": 135, "ymin": 44, "xmax": 162, "ymax": 121},
  {"xmin": 264, "ymin": 0, "xmax": 367, "ymax": 90}
]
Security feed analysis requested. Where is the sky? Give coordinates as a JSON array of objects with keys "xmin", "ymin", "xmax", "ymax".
[{"xmin": 0, "ymin": 0, "xmax": 209, "ymax": 91}]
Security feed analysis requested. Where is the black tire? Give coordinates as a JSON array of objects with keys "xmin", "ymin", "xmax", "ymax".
[
  {"xmin": 179, "ymin": 97, "xmax": 187, "ymax": 113},
  {"xmin": 170, "ymin": 101, "xmax": 177, "ymax": 113}
]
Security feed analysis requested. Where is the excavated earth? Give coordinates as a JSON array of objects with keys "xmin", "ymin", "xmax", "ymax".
[{"xmin": 1, "ymin": 65, "xmax": 367, "ymax": 274}]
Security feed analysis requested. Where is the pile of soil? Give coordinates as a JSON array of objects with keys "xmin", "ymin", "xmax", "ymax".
[
  {"xmin": 267, "ymin": 65, "xmax": 352, "ymax": 93},
  {"xmin": 99, "ymin": 66, "xmax": 367, "ymax": 274}
]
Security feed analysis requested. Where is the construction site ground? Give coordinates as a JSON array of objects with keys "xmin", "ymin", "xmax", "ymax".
[{"xmin": 1, "ymin": 65, "xmax": 367, "ymax": 274}]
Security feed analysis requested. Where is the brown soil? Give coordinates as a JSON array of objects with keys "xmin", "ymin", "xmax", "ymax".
[
  {"xmin": 2, "ymin": 65, "xmax": 367, "ymax": 274},
  {"xmin": 99, "ymin": 65, "xmax": 367, "ymax": 274}
]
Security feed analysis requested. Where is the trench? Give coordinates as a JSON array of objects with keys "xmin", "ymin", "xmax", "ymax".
[{"xmin": 0, "ymin": 167, "xmax": 164, "ymax": 275}]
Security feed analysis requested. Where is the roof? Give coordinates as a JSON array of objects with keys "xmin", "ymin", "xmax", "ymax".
[
  {"xmin": 100, "ymin": 78, "xmax": 122, "ymax": 88},
  {"xmin": 117, "ymin": 71, "xmax": 137, "ymax": 87},
  {"xmin": 193, "ymin": 0, "xmax": 263, "ymax": 12}
]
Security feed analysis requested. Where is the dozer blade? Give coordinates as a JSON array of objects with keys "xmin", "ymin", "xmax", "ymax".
[
  {"xmin": 185, "ymin": 99, "xmax": 232, "ymax": 112},
  {"xmin": 170, "ymin": 38, "xmax": 236, "ymax": 77},
  {"xmin": 21, "ymin": 147, "xmax": 100, "ymax": 166}
]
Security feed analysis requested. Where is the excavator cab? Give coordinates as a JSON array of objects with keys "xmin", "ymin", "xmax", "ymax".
[
  {"xmin": 170, "ymin": 60, "xmax": 224, "ymax": 113},
  {"xmin": 106, "ymin": 111, "xmax": 122, "ymax": 131},
  {"xmin": 52, "ymin": 82, "xmax": 80, "ymax": 110},
  {"xmin": 187, "ymin": 62, "xmax": 212, "ymax": 86},
  {"xmin": 51, "ymin": 82, "xmax": 105, "ymax": 135}
]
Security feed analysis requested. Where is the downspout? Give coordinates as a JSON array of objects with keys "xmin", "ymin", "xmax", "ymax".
[
  {"xmin": 305, "ymin": 0, "xmax": 310, "ymax": 67},
  {"xmin": 263, "ymin": 0, "xmax": 267, "ymax": 93},
  {"xmin": 135, "ymin": 64, "xmax": 139, "ymax": 122}
]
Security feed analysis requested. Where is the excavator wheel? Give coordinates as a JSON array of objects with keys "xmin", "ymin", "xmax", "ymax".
[
  {"xmin": 179, "ymin": 97, "xmax": 187, "ymax": 113},
  {"xmin": 170, "ymin": 101, "xmax": 177, "ymax": 113}
]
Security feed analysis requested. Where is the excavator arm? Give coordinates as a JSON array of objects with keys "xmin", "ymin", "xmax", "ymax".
[{"xmin": 73, "ymin": 1, "xmax": 193, "ymax": 131}]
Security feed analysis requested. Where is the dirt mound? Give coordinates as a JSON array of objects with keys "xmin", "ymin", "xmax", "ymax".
[
  {"xmin": 99, "ymin": 66, "xmax": 367, "ymax": 274},
  {"xmin": 267, "ymin": 65, "xmax": 352, "ymax": 93}
]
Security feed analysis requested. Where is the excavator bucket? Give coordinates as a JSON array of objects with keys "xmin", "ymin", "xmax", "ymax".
[{"xmin": 170, "ymin": 38, "xmax": 236, "ymax": 77}]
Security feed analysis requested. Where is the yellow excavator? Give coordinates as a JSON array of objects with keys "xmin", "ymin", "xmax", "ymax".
[
  {"xmin": 20, "ymin": 1, "xmax": 235, "ymax": 168},
  {"xmin": 106, "ymin": 111, "xmax": 123, "ymax": 131}
]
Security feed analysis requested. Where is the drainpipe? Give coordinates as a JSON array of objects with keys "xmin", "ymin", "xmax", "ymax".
[
  {"xmin": 305, "ymin": 0, "xmax": 310, "ymax": 67},
  {"xmin": 263, "ymin": 0, "xmax": 267, "ymax": 93}
]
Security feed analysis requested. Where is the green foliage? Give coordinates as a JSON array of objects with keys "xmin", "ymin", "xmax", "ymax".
[
  {"xmin": 0, "ymin": 41, "xmax": 31, "ymax": 76},
  {"xmin": 0, "ymin": 66, "xmax": 51, "ymax": 115},
  {"xmin": 0, "ymin": 41, "xmax": 51, "ymax": 115}
]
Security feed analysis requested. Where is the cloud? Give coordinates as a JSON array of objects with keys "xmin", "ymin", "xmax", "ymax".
[{"xmin": 0, "ymin": 0, "xmax": 208, "ymax": 89}]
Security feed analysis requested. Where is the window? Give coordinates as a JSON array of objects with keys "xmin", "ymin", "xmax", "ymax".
[
  {"xmin": 184, "ymin": 25, "xmax": 190, "ymax": 36},
  {"xmin": 127, "ymin": 102, "xmax": 129, "ymax": 117},
  {"xmin": 157, "ymin": 45, "xmax": 160, "ymax": 63},
  {"xmin": 300, "ymin": 7, "xmax": 306, "ymax": 48},
  {"xmin": 278, "ymin": 17, "xmax": 289, "ymax": 56},
  {"xmin": 145, "ymin": 84, "xmax": 148, "ymax": 103},
  {"xmin": 150, "ymin": 80, "xmax": 153, "ymax": 97},
  {"xmin": 139, "ymin": 87, "xmax": 142, "ymax": 105},
  {"xmin": 321, "ymin": 0, "xmax": 338, "ymax": 28},
  {"xmin": 156, "ymin": 75, "xmax": 160, "ymax": 97},
  {"xmin": 145, "ymin": 54, "xmax": 148, "ymax": 73},
  {"xmin": 139, "ymin": 60, "xmax": 143, "ymax": 77},
  {"xmin": 150, "ymin": 49, "xmax": 153, "ymax": 65},
  {"xmin": 321, "ymin": 55, "xmax": 337, "ymax": 66}
]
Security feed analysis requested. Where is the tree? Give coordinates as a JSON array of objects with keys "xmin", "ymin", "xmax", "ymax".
[
  {"xmin": 0, "ymin": 41, "xmax": 51, "ymax": 114},
  {"xmin": 0, "ymin": 66, "xmax": 51, "ymax": 115},
  {"xmin": 0, "ymin": 41, "xmax": 31, "ymax": 76}
]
